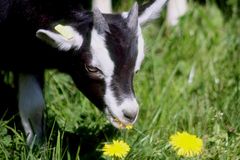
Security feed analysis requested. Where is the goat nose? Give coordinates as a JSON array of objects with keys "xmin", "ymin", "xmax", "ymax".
[{"xmin": 122, "ymin": 109, "xmax": 138, "ymax": 122}]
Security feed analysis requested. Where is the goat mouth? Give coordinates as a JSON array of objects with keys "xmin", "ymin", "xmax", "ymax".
[{"xmin": 105, "ymin": 108, "xmax": 133, "ymax": 129}]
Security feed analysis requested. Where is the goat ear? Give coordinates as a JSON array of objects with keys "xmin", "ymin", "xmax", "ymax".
[
  {"xmin": 139, "ymin": 0, "xmax": 167, "ymax": 26},
  {"xmin": 93, "ymin": 8, "xmax": 110, "ymax": 34},
  {"xmin": 127, "ymin": 2, "xmax": 138, "ymax": 32},
  {"xmin": 36, "ymin": 26, "xmax": 83, "ymax": 51}
]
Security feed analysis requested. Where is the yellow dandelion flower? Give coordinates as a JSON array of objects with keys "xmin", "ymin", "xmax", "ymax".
[
  {"xmin": 102, "ymin": 140, "xmax": 130, "ymax": 158},
  {"xmin": 169, "ymin": 131, "xmax": 203, "ymax": 157},
  {"xmin": 126, "ymin": 124, "xmax": 133, "ymax": 130},
  {"xmin": 114, "ymin": 118, "xmax": 133, "ymax": 129}
]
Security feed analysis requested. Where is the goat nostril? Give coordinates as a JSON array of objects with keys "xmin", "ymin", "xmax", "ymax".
[{"xmin": 123, "ymin": 110, "xmax": 137, "ymax": 122}]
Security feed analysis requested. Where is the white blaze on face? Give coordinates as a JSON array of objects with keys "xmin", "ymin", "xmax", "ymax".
[
  {"xmin": 90, "ymin": 29, "xmax": 114, "ymax": 77},
  {"xmin": 90, "ymin": 29, "xmax": 119, "ymax": 120},
  {"xmin": 90, "ymin": 29, "xmax": 139, "ymax": 127}
]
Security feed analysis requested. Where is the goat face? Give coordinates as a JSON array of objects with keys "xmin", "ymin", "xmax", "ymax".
[
  {"xmin": 36, "ymin": 5, "xmax": 142, "ymax": 128},
  {"xmin": 36, "ymin": 0, "xmax": 166, "ymax": 128},
  {"xmin": 75, "ymin": 6, "xmax": 142, "ymax": 128}
]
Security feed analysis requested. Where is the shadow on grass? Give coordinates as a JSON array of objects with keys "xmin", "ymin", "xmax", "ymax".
[
  {"xmin": 44, "ymin": 118, "xmax": 117, "ymax": 160},
  {"xmin": 0, "ymin": 71, "xmax": 20, "ymax": 127}
]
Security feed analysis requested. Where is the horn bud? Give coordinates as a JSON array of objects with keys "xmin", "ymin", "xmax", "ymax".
[
  {"xmin": 127, "ymin": 2, "xmax": 139, "ymax": 32},
  {"xmin": 93, "ymin": 8, "xmax": 110, "ymax": 34}
]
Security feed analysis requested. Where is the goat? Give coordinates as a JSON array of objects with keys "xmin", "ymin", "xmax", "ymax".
[{"xmin": 0, "ymin": 0, "xmax": 167, "ymax": 145}]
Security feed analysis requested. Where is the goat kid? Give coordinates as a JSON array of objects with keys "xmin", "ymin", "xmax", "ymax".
[{"xmin": 0, "ymin": 0, "xmax": 167, "ymax": 145}]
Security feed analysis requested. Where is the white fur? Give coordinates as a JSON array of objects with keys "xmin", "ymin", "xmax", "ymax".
[
  {"xmin": 139, "ymin": 0, "xmax": 168, "ymax": 26},
  {"xmin": 135, "ymin": 25, "xmax": 145, "ymax": 72},
  {"xmin": 103, "ymin": 79, "xmax": 138, "ymax": 123},
  {"xmin": 104, "ymin": 90, "xmax": 139, "ymax": 128},
  {"xmin": 167, "ymin": 0, "xmax": 188, "ymax": 26},
  {"xmin": 92, "ymin": 0, "xmax": 112, "ymax": 13},
  {"xmin": 90, "ymin": 29, "xmax": 114, "ymax": 77},
  {"xmin": 36, "ymin": 27, "xmax": 83, "ymax": 51},
  {"xmin": 119, "ymin": 98, "xmax": 139, "ymax": 122}
]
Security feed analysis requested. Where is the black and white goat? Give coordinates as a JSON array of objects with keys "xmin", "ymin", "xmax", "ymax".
[{"xmin": 0, "ymin": 0, "xmax": 167, "ymax": 145}]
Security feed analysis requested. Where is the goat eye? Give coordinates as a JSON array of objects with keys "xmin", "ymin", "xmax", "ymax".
[{"xmin": 85, "ymin": 64, "xmax": 99, "ymax": 73}]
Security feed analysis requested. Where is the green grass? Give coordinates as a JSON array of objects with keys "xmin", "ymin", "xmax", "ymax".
[{"xmin": 1, "ymin": 1, "xmax": 239, "ymax": 159}]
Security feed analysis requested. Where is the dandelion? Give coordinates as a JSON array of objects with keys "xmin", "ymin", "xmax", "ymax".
[
  {"xmin": 102, "ymin": 140, "xmax": 130, "ymax": 158},
  {"xmin": 169, "ymin": 131, "xmax": 203, "ymax": 157},
  {"xmin": 126, "ymin": 124, "xmax": 133, "ymax": 130},
  {"xmin": 114, "ymin": 118, "xmax": 133, "ymax": 130}
]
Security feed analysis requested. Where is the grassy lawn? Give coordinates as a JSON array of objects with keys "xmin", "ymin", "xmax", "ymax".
[{"xmin": 0, "ymin": 1, "xmax": 239, "ymax": 159}]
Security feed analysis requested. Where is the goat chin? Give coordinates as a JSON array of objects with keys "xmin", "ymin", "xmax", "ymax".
[{"xmin": 105, "ymin": 108, "xmax": 132, "ymax": 129}]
